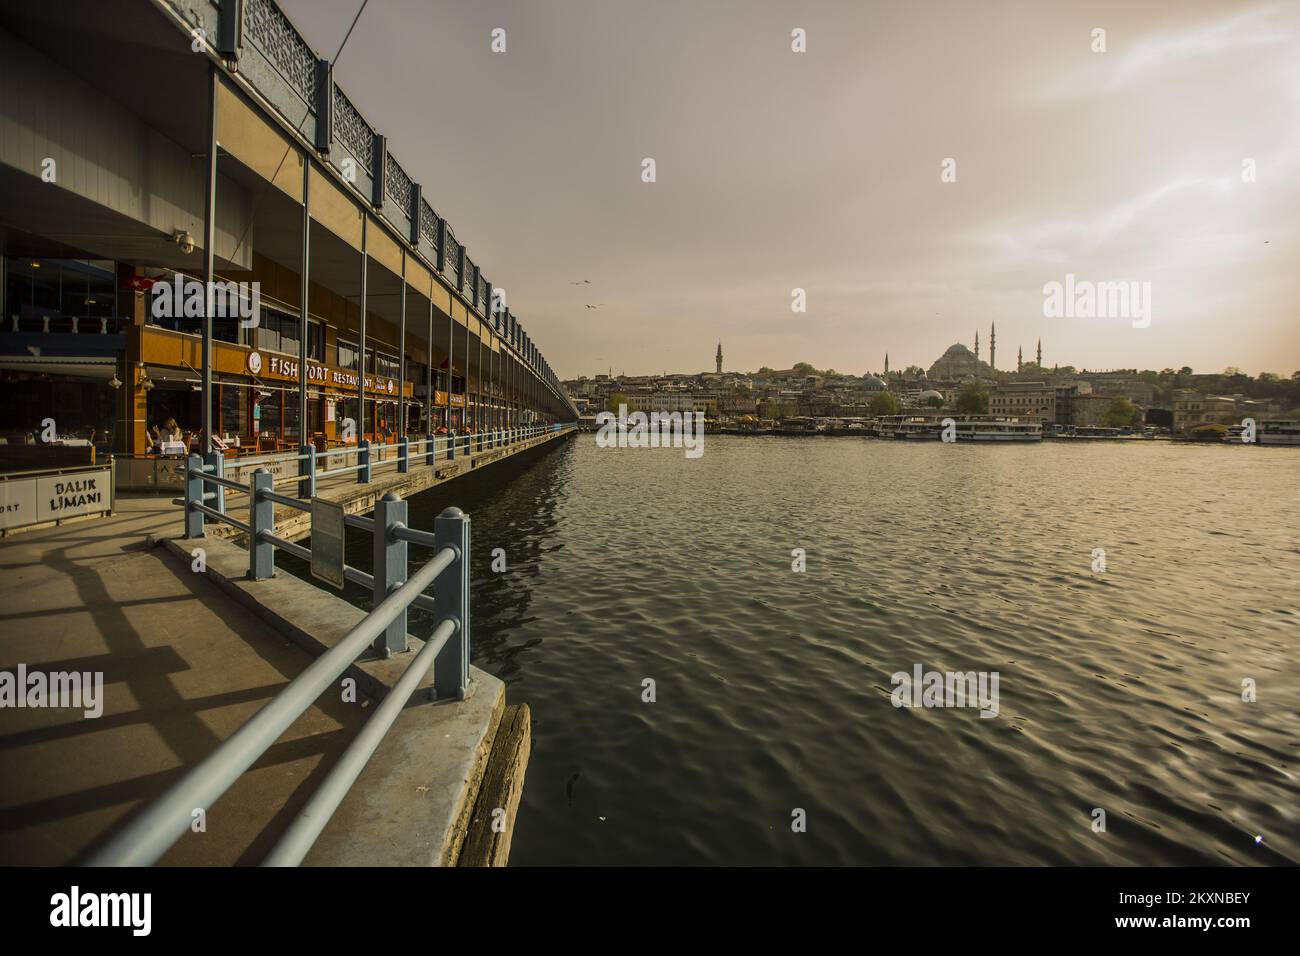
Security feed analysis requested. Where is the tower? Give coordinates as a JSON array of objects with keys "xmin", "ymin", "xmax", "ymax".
[
  {"xmin": 989, "ymin": 323, "xmax": 996, "ymax": 371},
  {"xmin": 1017, "ymin": 346, "xmax": 1023, "ymax": 372},
  {"xmin": 1036, "ymin": 338, "xmax": 1042, "ymax": 367},
  {"xmin": 974, "ymin": 330, "xmax": 980, "ymax": 362},
  {"xmin": 885, "ymin": 353, "xmax": 890, "ymax": 376},
  {"xmin": 716, "ymin": 342, "xmax": 722, "ymax": 374}
]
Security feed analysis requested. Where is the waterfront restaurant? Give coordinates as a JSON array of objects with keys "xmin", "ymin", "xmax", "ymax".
[{"xmin": 0, "ymin": 0, "xmax": 574, "ymax": 468}]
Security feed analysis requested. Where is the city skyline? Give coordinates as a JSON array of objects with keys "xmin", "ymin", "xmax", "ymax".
[{"xmin": 286, "ymin": 0, "xmax": 1299, "ymax": 379}]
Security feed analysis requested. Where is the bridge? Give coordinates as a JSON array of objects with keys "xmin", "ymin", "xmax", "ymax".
[{"xmin": 0, "ymin": 0, "xmax": 579, "ymax": 865}]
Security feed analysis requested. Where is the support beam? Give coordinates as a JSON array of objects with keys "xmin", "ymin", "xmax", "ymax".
[
  {"xmin": 201, "ymin": 66, "xmax": 219, "ymax": 455},
  {"xmin": 398, "ymin": 248, "xmax": 406, "ymax": 439},
  {"xmin": 298, "ymin": 153, "xmax": 310, "ymax": 444},
  {"xmin": 358, "ymin": 217, "xmax": 368, "ymax": 442}
]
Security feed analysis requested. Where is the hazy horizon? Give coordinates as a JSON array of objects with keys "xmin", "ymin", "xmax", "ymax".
[{"xmin": 284, "ymin": 0, "xmax": 1300, "ymax": 379}]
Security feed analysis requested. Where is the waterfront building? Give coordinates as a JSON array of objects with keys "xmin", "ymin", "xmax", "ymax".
[
  {"xmin": 1173, "ymin": 394, "xmax": 1285, "ymax": 433},
  {"xmin": 989, "ymin": 382, "xmax": 1056, "ymax": 424},
  {"xmin": 0, "ymin": 0, "xmax": 574, "ymax": 465}
]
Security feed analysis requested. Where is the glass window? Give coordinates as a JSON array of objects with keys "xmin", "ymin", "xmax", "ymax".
[
  {"xmin": 257, "ymin": 389, "xmax": 281, "ymax": 440},
  {"xmin": 257, "ymin": 312, "xmax": 281, "ymax": 353},
  {"xmin": 307, "ymin": 319, "xmax": 324, "ymax": 361},
  {"xmin": 338, "ymin": 339, "xmax": 360, "ymax": 371},
  {"xmin": 278, "ymin": 312, "xmax": 300, "ymax": 358}
]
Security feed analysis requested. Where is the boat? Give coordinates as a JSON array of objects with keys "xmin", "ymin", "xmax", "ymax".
[
  {"xmin": 774, "ymin": 417, "xmax": 822, "ymax": 436},
  {"xmin": 947, "ymin": 416, "xmax": 1043, "ymax": 441},
  {"xmin": 1258, "ymin": 419, "xmax": 1300, "ymax": 446},
  {"xmin": 1047, "ymin": 425, "xmax": 1122, "ymax": 440},
  {"xmin": 876, "ymin": 415, "xmax": 941, "ymax": 439}
]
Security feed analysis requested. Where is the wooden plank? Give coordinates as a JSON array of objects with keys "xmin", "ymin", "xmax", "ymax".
[{"xmin": 456, "ymin": 703, "xmax": 532, "ymax": 867}]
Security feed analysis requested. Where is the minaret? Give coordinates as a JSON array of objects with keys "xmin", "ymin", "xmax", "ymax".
[
  {"xmin": 1017, "ymin": 346, "xmax": 1023, "ymax": 372},
  {"xmin": 716, "ymin": 342, "xmax": 722, "ymax": 374},
  {"xmin": 989, "ymin": 323, "xmax": 996, "ymax": 371},
  {"xmin": 1036, "ymin": 338, "xmax": 1042, "ymax": 367},
  {"xmin": 974, "ymin": 330, "xmax": 980, "ymax": 362},
  {"xmin": 885, "ymin": 353, "xmax": 890, "ymax": 376}
]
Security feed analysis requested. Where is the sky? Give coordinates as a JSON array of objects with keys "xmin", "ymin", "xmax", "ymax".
[{"xmin": 282, "ymin": 0, "xmax": 1300, "ymax": 379}]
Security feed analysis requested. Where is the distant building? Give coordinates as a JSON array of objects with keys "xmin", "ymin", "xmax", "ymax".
[
  {"xmin": 1173, "ymin": 395, "xmax": 1283, "ymax": 433},
  {"xmin": 989, "ymin": 381, "xmax": 1055, "ymax": 424},
  {"xmin": 927, "ymin": 343, "xmax": 991, "ymax": 381}
]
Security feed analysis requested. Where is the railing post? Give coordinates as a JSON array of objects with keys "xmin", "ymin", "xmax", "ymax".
[
  {"xmin": 425, "ymin": 431, "xmax": 435, "ymax": 466},
  {"xmin": 184, "ymin": 453, "xmax": 204, "ymax": 539},
  {"xmin": 433, "ymin": 506, "xmax": 470, "ymax": 701},
  {"xmin": 398, "ymin": 435, "xmax": 409, "ymax": 474},
  {"xmin": 373, "ymin": 492, "xmax": 408, "ymax": 657},
  {"xmin": 203, "ymin": 450, "xmax": 224, "ymax": 515},
  {"xmin": 447, "ymin": 429, "xmax": 456, "ymax": 460},
  {"xmin": 249, "ymin": 469, "xmax": 275, "ymax": 580},
  {"xmin": 357, "ymin": 439, "xmax": 371, "ymax": 483},
  {"xmin": 299, "ymin": 443, "xmax": 316, "ymax": 498}
]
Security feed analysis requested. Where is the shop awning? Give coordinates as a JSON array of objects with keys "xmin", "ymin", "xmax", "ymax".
[{"xmin": 0, "ymin": 355, "xmax": 116, "ymax": 380}]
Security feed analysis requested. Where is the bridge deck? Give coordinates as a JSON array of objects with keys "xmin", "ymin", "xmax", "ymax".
[{"xmin": 0, "ymin": 430, "xmax": 569, "ymax": 865}]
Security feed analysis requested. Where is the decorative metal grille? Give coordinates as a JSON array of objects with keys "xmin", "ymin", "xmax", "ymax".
[
  {"xmin": 385, "ymin": 153, "xmax": 413, "ymax": 212},
  {"xmin": 332, "ymin": 85, "xmax": 373, "ymax": 174},
  {"xmin": 420, "ymin": 201, "xmax": 439, "ymax": 249},
  {"xmin": 443, "ymin": 233, "xmax": 459, "ymax": 281},
  {"xmin": 245, "ymin": 0, "xmax": 316, "ymax": 105},
  {"xmin": 463, "ymin": 257, "xmax": 476, "ymax": 297},
  {"xmin": 478, "ymin": 277, "xmax": 489, "ymax": 315}
]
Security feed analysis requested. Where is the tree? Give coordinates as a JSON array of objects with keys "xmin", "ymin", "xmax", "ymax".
[
  {"xmin": 869, "ymin": 391, "xmax": 898, "ymax": 416},
  {"xmin": 953, "ymin": 384, "xmax": 988, "ymax": 414},
  {"xmin": 923, "ymin": 393, "xmax": 945, "ymax": 408},
  {"xmin": 1103, "ymin": 396, "xmax": 1140, "ymax": 428},
  {"xmin": 604, "ymin": 392, "xmax": 631, "ymax": 413}
]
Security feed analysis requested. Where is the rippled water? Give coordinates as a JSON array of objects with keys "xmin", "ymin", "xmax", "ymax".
[{"xmin": 304, "ymin": 435, "xmax": 1300, "ymax": 865}]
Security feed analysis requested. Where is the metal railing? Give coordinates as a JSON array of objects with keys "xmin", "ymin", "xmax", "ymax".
[{"xmin": 85, "ymin": 423, "xmax": 571, "ymax": 866}]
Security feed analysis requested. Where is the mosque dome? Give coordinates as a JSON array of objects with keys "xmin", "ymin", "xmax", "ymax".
[{"xmin": 917, "ymin": 389, "xmax": 945, "ymax": 403}]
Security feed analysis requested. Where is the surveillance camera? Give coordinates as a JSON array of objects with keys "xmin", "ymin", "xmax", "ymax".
[{"xmin": 173, "ymin": 230, "xmax": 195, "ymax": 254}]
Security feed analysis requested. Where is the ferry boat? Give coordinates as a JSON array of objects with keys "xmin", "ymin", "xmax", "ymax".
[
  {"xmin": 774, "ymin": 417, "xmax": 822, "ymax": 436},
  {"xmin": 876, "ymin": 415, "xmax": 941, "ymax": 439},
  {"xmin": 948, "ymin": 416, "xmax": 1043, "ymax": 441},
  {"xmin": 1047, "ymin": 424, "xmax": 1122, "ymax": 440},
  {"xmin": 1259, "ymin": 419, "xmax": 1300, "ymax": 446}
]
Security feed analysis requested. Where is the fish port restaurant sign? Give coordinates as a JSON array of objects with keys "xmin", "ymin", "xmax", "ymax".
[
  {"xmin": 141, "ymin": 327, "xmax": 410, "ymax": 399},
  {"xmin": 251, "ymin": 352, "xmax": 398, "ymax": 396},
  {"xmin": 0, "ymin": 465, "xmax": 114, "ymax": 534}
]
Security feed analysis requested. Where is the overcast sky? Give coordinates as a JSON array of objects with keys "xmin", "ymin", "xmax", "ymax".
[{"xmin": 282, "ymin": 0, "xmax": 1300, "ymax": 378}]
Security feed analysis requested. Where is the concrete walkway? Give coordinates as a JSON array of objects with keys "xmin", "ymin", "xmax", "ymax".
[
  {"xmin": 0, "ymin": 498, "xmax": 366, "ymax": 865},
  {"xmin": 0, "ymin": 429, "xmax": 567, "ymax": 865}
]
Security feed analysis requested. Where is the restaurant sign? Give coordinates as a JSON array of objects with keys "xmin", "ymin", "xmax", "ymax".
[
  {"xmin": 250, "ymin": 351, "xmax": 400, "ymax": 397},
  {"xmin": 0, "ymin": 466, "xmax": 113, "ymax": 533}
]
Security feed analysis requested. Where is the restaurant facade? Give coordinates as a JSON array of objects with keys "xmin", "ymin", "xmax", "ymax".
[{"xmin": 0, "ymin": 0, "xmax": 574, "ymax": 467}]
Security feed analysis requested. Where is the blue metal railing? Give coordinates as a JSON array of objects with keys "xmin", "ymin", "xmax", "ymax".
[{"xmin": 85, "ymin": 423, "xmax": 571, "ymax": 866}]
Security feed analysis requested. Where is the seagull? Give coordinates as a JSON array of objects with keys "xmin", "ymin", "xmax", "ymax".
[
  {"xmin": 569, "ymin": 279, "xmax": 591, "ymax": 285},
  {"xmin": 585, "ymin": 303, "xmax": 605, "ymax": 309}
]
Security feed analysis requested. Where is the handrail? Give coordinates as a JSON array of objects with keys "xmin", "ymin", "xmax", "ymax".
[
  {"xmin": 86, "ymin": 540, "xmax": 462, "ymax": 867},
  {"xmin": 86, "ymin": 439, "xmax": 484, "ymax": 866}
]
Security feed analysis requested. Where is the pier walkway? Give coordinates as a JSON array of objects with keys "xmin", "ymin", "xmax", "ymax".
[{"xmin": 0, "ymin": 427, "xmax": 572, "ymax": 865}]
